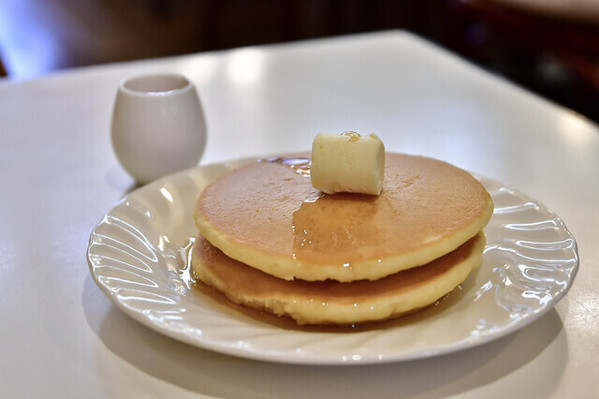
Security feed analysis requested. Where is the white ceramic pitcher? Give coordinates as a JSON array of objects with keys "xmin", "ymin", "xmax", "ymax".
[{"xmin": 111, "ymin": 73, "xmax": 207, "ymax": 184}]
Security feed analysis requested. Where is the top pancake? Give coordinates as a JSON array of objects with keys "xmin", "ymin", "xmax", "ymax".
[{"xmin": 194, "ymin": 153, "xmax": 493, "ymax": 282}]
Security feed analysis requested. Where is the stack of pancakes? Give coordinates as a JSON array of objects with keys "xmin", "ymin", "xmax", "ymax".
[{"xmin": 191, "ymin": 153, "xmax": 493, "ymax": 325}]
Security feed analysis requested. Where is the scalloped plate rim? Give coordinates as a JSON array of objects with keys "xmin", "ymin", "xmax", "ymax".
[{"xmin": 87, "ymin": 156, "xmax": 579, "ymax": 365}]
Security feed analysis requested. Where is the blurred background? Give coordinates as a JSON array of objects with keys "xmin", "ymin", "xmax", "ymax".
[{"xmin": 1, "ymin": 0, "xmax": 599, "ymax": 123}]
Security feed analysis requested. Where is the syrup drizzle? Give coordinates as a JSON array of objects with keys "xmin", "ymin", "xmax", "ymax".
[
  {"xmin": 261, "ymin": 156, "xmax": 311, "ymax": 177},
  {"xmin": 262, "ymin": 155, "xmax": 382, "ymax": 271}
]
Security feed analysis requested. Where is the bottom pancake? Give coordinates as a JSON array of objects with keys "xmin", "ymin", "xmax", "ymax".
[{"xmin": 191, "ymin": 233, "xmax": 486, "ymax": 326}]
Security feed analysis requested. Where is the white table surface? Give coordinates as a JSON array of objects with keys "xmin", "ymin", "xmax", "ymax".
[{"xmin": 1, "ymin": 30, "xmax": 597, "ymax": 398}]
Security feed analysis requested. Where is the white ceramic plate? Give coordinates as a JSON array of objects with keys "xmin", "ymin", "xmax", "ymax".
[{"xmin": 87, "ymin": 157, "xmax": 578, "ymax": 365}]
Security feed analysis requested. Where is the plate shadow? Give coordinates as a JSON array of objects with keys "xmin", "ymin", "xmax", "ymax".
[{"xmin": 82, "ymin": 274, "xmax": 568, "ymax": 399}]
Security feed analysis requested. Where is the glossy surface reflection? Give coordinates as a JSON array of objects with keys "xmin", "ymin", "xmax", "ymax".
[{"xmin": 87, "ymin": 158, "xmax": 578, "ymax": 365}]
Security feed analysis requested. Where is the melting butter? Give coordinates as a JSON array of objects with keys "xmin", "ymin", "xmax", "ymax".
[{"xmin": 310, "ymin": 132, "xmax": 385, "ymax": 195}]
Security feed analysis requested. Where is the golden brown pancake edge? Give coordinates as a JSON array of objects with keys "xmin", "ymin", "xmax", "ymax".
[
  {"xmin": 194, "ymin": 153, "xmax": 493, "ymax": 282},
  {"xmin": 191, "ymin": 233, "xmax": 486, "ymax": 326}
]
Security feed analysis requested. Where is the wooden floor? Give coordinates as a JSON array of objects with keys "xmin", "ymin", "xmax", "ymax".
[{"xmin": 1, "ymin": 0, "xmax": 598, "ymax": 123}]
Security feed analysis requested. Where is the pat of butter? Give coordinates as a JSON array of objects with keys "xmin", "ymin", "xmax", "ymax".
[{"xmin": 311, "ymin": 132, "xmax": 385, "ymax": 195}]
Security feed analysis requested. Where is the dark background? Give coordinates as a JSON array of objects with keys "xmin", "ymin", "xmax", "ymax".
[{"xmin": 1, "ymin": 0, "xmax": 598, "ymax": 123}]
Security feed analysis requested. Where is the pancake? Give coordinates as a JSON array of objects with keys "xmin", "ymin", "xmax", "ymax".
[
  {"xmin": 194, "ymin": 153, "xmax": 493, "ymax": 282},
  {"xmin": 192, "ymin": 232, "xmax": 486, "ymax": 326}
]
